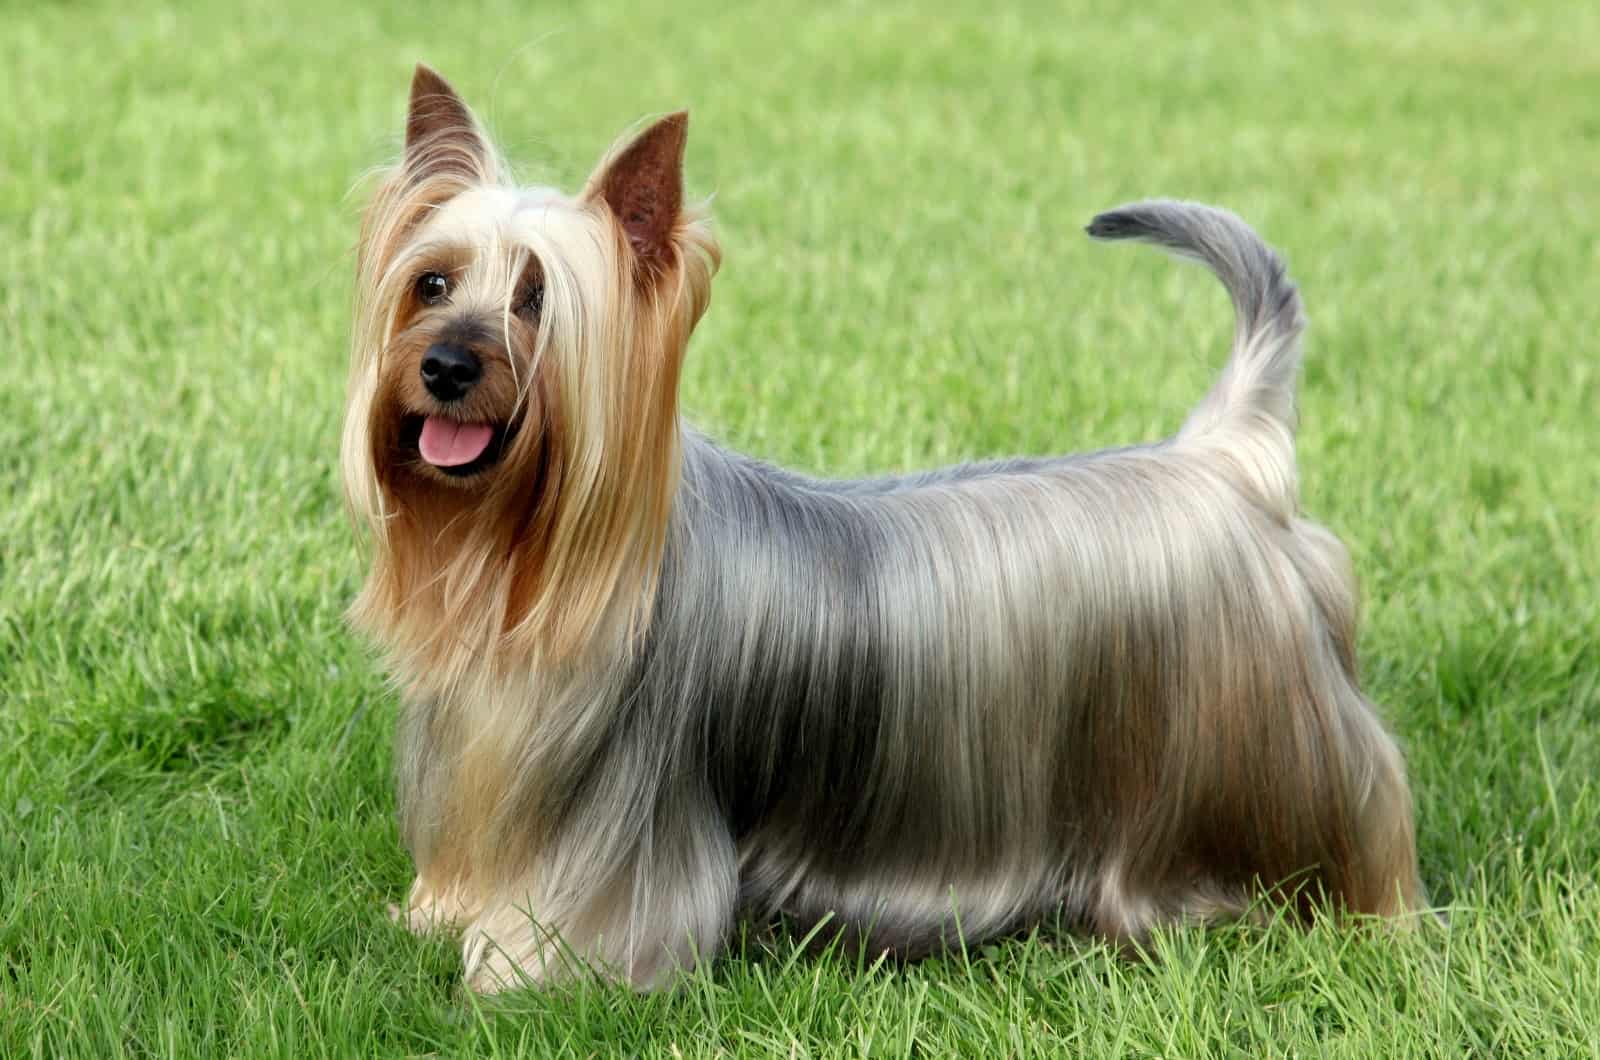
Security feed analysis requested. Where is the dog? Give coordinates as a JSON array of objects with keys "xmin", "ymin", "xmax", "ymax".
[{"xmin": 341, "ymin": 64, "xmax": 1425, "ymax": 993}]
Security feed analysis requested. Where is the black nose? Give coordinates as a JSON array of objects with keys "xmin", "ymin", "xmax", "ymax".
[{"xmin": 420, "ymin": 343, "xmax": 482, "ymax": 402}]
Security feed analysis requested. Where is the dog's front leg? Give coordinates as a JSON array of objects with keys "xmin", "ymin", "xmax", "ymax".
[{"xmin": 461, "ymin": 791, "xmax": 738, "ymax": 992}]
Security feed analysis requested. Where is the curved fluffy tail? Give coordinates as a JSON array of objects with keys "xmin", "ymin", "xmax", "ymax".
[{"xmin": 1087, "ymin": 200, "xmax": 1306, "ymax": 514}]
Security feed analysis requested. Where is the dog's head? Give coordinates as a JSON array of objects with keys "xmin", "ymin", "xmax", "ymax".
[{"xmin": 343, "ymin": 66, "xmax": 718, "ymax": 669}]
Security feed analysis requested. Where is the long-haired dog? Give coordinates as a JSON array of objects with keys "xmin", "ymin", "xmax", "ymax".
[{"xmin": 342, "ymin": 65, "xmax": 1425, "ymax": 992}]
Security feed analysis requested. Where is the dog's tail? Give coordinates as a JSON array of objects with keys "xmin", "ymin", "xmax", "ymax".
[{"xmin": 1087, "ymin": 200, "xmax": 1305, "ymax": 515}]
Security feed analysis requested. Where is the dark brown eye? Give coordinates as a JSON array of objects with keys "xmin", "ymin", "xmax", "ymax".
[{"xmin": 416, "ymin": 272, "xmax": 449, "ymax": 305}]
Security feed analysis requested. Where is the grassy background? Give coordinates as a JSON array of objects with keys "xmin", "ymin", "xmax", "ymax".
[{"xmin": 3, "ymin": 0, "xmax": 1597, "ymax": 1054}]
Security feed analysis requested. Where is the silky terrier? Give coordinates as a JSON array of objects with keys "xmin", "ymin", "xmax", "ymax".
[{"xmin": 342, "ymin": 65, "xmax": 1424, "ymax": 992}]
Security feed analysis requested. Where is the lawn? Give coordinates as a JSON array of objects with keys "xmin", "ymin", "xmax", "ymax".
[{"xmin": 3, "ymin": 0, "xmax": 1597, "ymax": 1055}]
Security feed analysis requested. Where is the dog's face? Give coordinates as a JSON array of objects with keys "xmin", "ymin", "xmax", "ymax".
[
  {"xmin": 374, "ymin": 186, "xmax": 538, "ymax": 487},
  {"xmin": 343, "ymin": 65, "xmax": 720, "ymax": 662},
  {"xmin": 354, "ymin": 67, "xmax": 704, "ymax": 497},
  {"xmin": 371, "ymin": 183, "xmax": 605, "ymax": 491}
]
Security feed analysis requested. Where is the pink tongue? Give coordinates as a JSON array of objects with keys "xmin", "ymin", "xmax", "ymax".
[{"xmin": 418, "ymin": 418, "xmax": 494, "ymax": 467}]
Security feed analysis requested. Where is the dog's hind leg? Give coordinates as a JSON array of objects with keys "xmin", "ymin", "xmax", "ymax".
[
  {"xmin": 1087, "ymin": 694, "xmax": 1423, "ymax": 944},
  {"xmin": 1289, "ymin": 519, "xmax": 1426, "ymax": 920},
  {"xmin": 1086, "ymin": 528, "xmax": 1424, "ymax": 938}
]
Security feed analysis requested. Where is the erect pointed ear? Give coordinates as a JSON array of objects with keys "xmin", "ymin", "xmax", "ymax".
[
  {"xmin": 587, "ymin": 112, "xmax": 688, "ymax": 268},
  {"xmin": 403, "ymin": 64, "xmax": 492, "ymax": 179}
]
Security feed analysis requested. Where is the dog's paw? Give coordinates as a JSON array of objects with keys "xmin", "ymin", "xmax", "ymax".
[{"xmin": 391, "ymin": 877, "xmax": 478, "ymax": 936}]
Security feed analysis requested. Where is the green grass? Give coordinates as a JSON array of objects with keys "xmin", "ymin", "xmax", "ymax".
[{"xmin": 4, "ymin": 0, "xmax": 1598, "ymax": 1055}]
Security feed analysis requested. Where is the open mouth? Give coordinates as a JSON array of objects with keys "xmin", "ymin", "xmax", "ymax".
[{"xmin": 400, "ymin": 415, "xmax": 513, "ymax": 478}]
